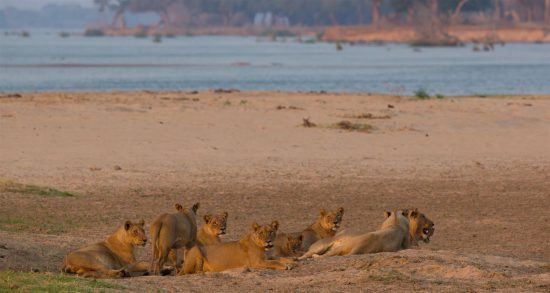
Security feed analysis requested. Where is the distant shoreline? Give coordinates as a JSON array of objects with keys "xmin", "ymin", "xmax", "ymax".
[{"xmin": 84, "ymin": 25, "xmax": 550, "ymax": 44}]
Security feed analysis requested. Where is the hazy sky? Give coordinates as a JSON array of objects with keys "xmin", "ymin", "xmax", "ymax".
[{"xmin": 0, "ymin": 0, "xmax": 93, "ymax": 9}]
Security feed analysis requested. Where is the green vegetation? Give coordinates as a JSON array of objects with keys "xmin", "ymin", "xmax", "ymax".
[
  {"xmin": 0, "ymin": 270, "xmax": 124, "ymax": 292},
  {"xmin": 223, "ymin": 100, "xmax": 232, "ymax": 107},
  {"xmin": 435, "ymin": 94, "xmax": 445, "ymax": 99},
  {"xmin": 414, "ymin": 88, "xmax": 430, "ymax": 100},
  {"xmin": 58, "ymin": 32, "xmax": 70, "ymax": 38},
  {"xmin": 0, "ymin": 180, "xmax": 75, "ymax": 197},
  {"xmin": 0, "ymin": 215, "xmax": 79, "ymax": 234},
  {"xmin": 21, "ymin": 31, "xmax": 30, "ymax": 38},
  {"xmin": 83, "ymin": 29, "xmax": 104, "ymax": 37}
]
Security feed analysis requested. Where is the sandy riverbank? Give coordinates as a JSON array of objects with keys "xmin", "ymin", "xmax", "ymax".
[{"xmin": 0, "ymin": 91, "xmax": 549, "ymax": 291}]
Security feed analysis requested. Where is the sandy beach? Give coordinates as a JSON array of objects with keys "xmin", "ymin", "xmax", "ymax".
[{"xmin": 0, "ymin": 91, "xmax": 549, "ymax": 291}]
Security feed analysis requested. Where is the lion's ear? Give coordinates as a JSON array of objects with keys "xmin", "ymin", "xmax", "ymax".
[
  {"xmin": 174, "ymin": 203, "xmax": 184, "ymax": 212},
  {"xmin": 384, "ymin": 211, "xmax": 392, "ymax": 218},
  {"xmin": 192, "ymin": 202, "xmax": 200, "ymax": 213},
  {"xmin": 271, "ymin": 220, "xmax": 279, "ymax": 231},
  {"xmin": 222, "ymin": 212, "xmax": 228, "ymax": 219},
  {"xmin": 203, "ymin": 214, "xmax": 212, "ymax": 223},
  {"xmin": 298, "ymin": 234, "xmax": 303, "ymax": 241},
  {"xmin": 337, "ymin": 207, "xmax": 344, "ymax": 215},
  {"xmin": 124, "ymin": 220, "xmax": 132, "ymax": 231},
  {"xmin": 138, "ymin": 219, "xmax": 145, "ymax": 227},
  {"xmin": 251, "ymin": 222, "xmax": 260, "ymax": 231},
  {"xmin": 410, "ymin": 209, "xmax": 418, "ymax": 218},
  {"xmin": 320, "ymin": 208, "xmax": 327, "ymax": 216}
]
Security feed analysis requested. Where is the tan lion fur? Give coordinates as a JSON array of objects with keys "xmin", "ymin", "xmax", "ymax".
[
  {"xmin": 181, "ymin": 221, "xmax": 291, "ymax": 274},
  {"xmin": 150, "ymin": 202, "xmax": 199, "ymax": 275},
  {"xmin": 62, "ymin": 220, "xmax": 148, "ymax": 278}
]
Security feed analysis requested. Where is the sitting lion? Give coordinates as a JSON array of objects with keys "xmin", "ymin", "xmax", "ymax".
[
  {"xmin": 300, "ymin": 209, "xmax": 434, "ymax": 259},
  {"xmin": 181, "ymin": 221, "xmax": 291, "ymax": 274},
  {"xmin": 63, "ymin": 220, "xmax": 148, "ymax": 278},
  {"xmin": 169, "ymin": 211, "xmax": 228, "ymax": 269},
  {"xmin": 150, "ymin": 202, "xmax": 200, "ymax": 275},
  {"xmin": 300, "ymin": 207, "xmax": 344, "ymax": 251}
]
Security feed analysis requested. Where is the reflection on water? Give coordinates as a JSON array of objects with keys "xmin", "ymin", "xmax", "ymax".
[{"xmin": 1, "ymin": 31, "xmax": 549, "ymax": 95}]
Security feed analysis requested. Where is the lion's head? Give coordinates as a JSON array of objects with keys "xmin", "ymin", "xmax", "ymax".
[
  {"xmin": 203, "ymin": 211, "xmax": 228, "ymax": 236},
  {"xmin": 318, "ymin": 207, "xmax": 344, "ymax": 232},
  {"xmin": 123, "ymin": 219, "xmax": 147, "ymax": 247},
  {"xmin": 175, "ymin": 202, "xmax": 200, "ymax": 215},
  {"xmin": 404, "ymin": 208, "xmax": 434, "ymax": 243},
  {"xmin": 250, "ymin": 221, "xmax": 279, "ymax": 251},
  {"xmin": 283, "ymin": 234, "xmax": 303, "ymax": 254}
]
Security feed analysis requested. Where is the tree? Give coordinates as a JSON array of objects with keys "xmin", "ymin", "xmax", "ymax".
[
  {"xmin": 372, "ymin": 0, "xmax": 382, "ymax": 27},
  {"xmin": 451, "ymin": 0, "xmax": 470, "ymax": 24}
]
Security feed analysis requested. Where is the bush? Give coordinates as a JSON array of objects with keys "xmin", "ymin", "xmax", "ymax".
[
  {"xmin": 414, "ymin": 88, "xmax": 430, "ymax": 99},
  {"xmin": 84, "ymin": 29, "xmax": 104, "ymax": 37}
]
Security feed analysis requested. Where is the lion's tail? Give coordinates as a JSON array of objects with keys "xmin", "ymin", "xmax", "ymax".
[{"xmin": 150, "ymin": 221, "xmax": 162, "ymax": 261}]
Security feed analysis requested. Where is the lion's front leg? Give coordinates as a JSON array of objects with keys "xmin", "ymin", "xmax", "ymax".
[
  {"xmin": 125, "ymin": 261, "xmax": 150, "ymax": 276},
  {"xmin": 253, "ymin": 259, "xmax": 291, "ymax": 270}
]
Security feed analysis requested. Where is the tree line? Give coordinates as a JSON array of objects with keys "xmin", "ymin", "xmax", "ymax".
[{"xmin": 93, "ymin": 0, "xmax": 550, "ymax": 28}]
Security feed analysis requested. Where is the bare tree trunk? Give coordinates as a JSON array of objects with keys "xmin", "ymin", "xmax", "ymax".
[
  {"xmin": 546, "ymin": 0, "xmax": 550, "ymax": 25},
  {"xmin": 407, "ymin": 5, "xmax": 415, "ymax": 25},
  {"xmin": 451, "ymin": 0, "xmax": 470, "ymax": 25},
  {"xmin": 160, "ymin": 10, "xmax": 170, "ymax": 28},
  {"xmin": 372, "ymin": 0, "xmax": 381, "ymax": 28},
  {"xmin": 493, "ymin": 0, "xmax": 501, "ymax": 22},
  {"xmin": 111, "ymin": 8, "xmax": 125, "ymax": 29},
  {"xmin": 357, "ymin": 0, "xmax": 364, "ymax": 25},
  {"xmin": 430, "ymin": 0, "xmax": 439, "ymax": 27}
]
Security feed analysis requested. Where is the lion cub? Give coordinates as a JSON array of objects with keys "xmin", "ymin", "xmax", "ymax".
[
  {"xmin": 269, "ymin": 233, "xmax": 303, "ymax": 258},
  {"xmin": 300, "ymin": 207, "xmax": 344, "ymax": 251},
  {"xmin": 182, "ymin": 221, "xmax": 291, "ymax": 274},
  {"xmin": 150, "ymin": 202, "xmax": 200, "ymax": 275},
  {"xmin": 63, "ymin": 220, "xmax": 149, "ymax": 278}
]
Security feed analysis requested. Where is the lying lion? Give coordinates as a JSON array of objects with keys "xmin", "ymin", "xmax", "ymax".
[
  {"xmin": 169, "ymin": 211, "xmax": 228, "ymax": 269},
  {"xmin": 299, "ymin": 207, "xmax": 344, "ymax": 251},
  {"xmin": 63, "ymin": 220, "xmax": 149, "ymax": 278},
  {"xmin": 300, "ymin": 209, "xmax": 434, "ymax": 259},
  {"xmin": 181, "ymin": 221, "xmax": 291, "ymax": 274},
  {"xmin": 269, "ymin": 233, "xmax": 303, "ymax": 258},
  {"xmin": 403, "ymin": 208, "xmax": 434, "ymax": 245},
  {"xmin": 150, "ymin": 202, "xmax": 200, "ymax": 275}
]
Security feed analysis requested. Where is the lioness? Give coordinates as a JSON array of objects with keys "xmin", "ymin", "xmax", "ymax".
[
  {"xmin": 182, "ymin": 221, "xmax": 291, "ymax": 274},
  {"xmin": 300, "ymin": 207, "xmax": 344, "ymax": 250},
  {"xmin": 150, "ymin": 202, "xmax": 199, "ymax": 275},
  {"xmin": 168, "ymin": 211, "xmax": 229, "ymax": 269},
  {"xmin": 299, "ymin": 210, "xmax": 410, "ymax": 259},
  {"xmin": 403, "ymin": 208, "xmax": 435, "ymax": 245},
  {"xmin": 63, "ymin": 220, "xmax": 148, "ymax": 278}
]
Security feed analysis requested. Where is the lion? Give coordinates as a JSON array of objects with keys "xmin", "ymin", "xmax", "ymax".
[
  {"xmin": 150, "ymin": 202, "xmax": 200, "ymax": 275},
  {"xmin": 168, "ymin": 211, "xmax": 228, "ymax": 270},
  {"xmin": 62, "ymin": 220, "xmax": 148, "ymax": 278},
  {"xmin": 300, "ymin": 209, "xmax": 435, "ymax": 259},
  {"xmin": 299, "ymin": 210, "xmax": 411, "ymax": 259},
  {"xmin": 269, "ymin": 233, "xmax": 303, "ymax": 258},
  {"xmin": 181, "ymin": 221, "xmax": 291, "ymax": 274},
  {"xmin": 403, "ymin": 208, "xmax": 434, "ymax": 245},
  {"xmin": 300, "ymin": 207, "xmax": 344, "ymax": 251}
]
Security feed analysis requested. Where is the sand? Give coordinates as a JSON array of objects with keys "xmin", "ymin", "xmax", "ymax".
[{"xmin": 0, "ymin": 91, "xmax": 549, "ymax": 291}]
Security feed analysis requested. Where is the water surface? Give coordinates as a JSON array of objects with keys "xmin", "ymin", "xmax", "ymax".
[{"xmin": 1, "ymin": 31, "xmax": 549, "ymax": 95}]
